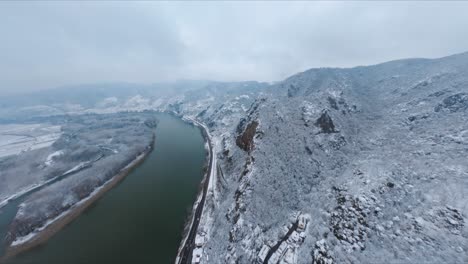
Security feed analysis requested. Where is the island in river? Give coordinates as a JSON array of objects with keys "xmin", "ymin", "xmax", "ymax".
[{"xmin": 0, "ymin": 112, "xmax": 207, "ymax": 263}]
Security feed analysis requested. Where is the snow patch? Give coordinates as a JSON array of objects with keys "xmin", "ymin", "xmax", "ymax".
[
  {"xmin": 0, "ymin": 124, "xmax": 61, "ymax": 158},
  {"xmin": 44, "ymin": 150, "xmax": 64, "ymax": 166}
]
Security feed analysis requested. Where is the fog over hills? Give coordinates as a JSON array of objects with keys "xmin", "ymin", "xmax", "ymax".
[{"xmin": 1, "ymin": 51, "xmax": 467, "ymax": 263}]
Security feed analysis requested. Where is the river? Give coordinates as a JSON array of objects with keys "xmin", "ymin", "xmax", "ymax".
[{"xmin": 0, "ymin": 113, "xmax": 207, "ymax": 264}]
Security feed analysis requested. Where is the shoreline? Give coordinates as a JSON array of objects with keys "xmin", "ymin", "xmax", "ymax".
[
  {"xmin": 175, "ymin": 115, "xmax": 214, "ymax": 264},
  {"xmin": 0, "ymin": 144, "xmax": 153, "ymax": 263},
  {"xmin": 0, "ymin": 157, "xmax": 96, "ymax": 210}
]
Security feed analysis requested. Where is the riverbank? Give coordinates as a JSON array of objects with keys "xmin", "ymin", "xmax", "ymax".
[
  {"xmin": 0, "ymin": 156, "xmax": 98, "ymax": 210},
  {"xmin": 175, "ymin": 115, "xmax": 214, "ymax": 264},
  {"xmin": 0, "ymin": 144, "xmax": 153, "ymax": 263}
]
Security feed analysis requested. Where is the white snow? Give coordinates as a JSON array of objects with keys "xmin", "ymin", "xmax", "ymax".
[
  {"xmin": 11, "ymin": 151, "xmax": 147, "ymax": 247},
  {"xmin": 0, "ymin": 183, "xmax": 41, "ymax": 209},
  {"xmin": 176, "ymin": 116, "xmax": 219, "ymax": 264},
  {"xmin": 97, "ymin": 97, "xmax": 119, "ymax": 108},
  {"xmin": 63, "ymin": 162, "xmax": 87, "ymax": 175},
  {"xmin": 44, "ymin": 150, "xmax": 64, "ymax": 166},
  {"xmin": 0, "ymin": 124, "xmax": 61, "ymax": 158},
  {"xmin": 235, "ymin": 95, "xmax": 250, "ymax": 100},
  {"xmin": 0, "ymin": 160, "xmax": 93, "ymax": 209}
]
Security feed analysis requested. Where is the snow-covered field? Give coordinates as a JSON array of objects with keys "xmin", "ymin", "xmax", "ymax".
[{"xmin": 0, "ymin": 124, "xmax": 61, "ymax": 158}]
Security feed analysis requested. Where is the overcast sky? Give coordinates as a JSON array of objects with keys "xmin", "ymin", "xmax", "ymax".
[{"xmin": 1, "ymin": 1, "xmax": 468, "ymax": 95}]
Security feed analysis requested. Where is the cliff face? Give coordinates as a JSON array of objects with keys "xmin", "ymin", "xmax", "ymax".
[
  {"xmin": 236, "ymin": 121, "xmax": 258, "ymax": 152},
  {"xmin": 178, "ymin": 52, "xmax": 468, "ymax": 263}
]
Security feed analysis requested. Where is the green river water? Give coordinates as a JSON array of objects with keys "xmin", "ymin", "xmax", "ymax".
[{"xmin": 0, "ymin": 113, "xmax": 206, "ymax": 264}]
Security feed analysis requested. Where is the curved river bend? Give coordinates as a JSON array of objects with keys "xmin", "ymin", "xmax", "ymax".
[{"xmin": 1, "ymin": 113, "xmax": 206, "ymax": 264}]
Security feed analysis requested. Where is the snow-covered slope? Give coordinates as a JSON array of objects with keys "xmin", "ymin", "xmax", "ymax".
[{"xmin": 176, "ymin": 52, "xmax": 468, "ymax": 263}]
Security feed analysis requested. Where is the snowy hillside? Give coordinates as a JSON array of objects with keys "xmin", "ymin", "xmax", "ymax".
[{"xmin": 175, "ymin": 52, "xmax": 468, "ymax": 263}]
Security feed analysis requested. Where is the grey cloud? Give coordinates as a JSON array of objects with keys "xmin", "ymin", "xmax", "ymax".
[{"xmin": 1, "ymin": 2, "xmax": 468, "ymax": 95}]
